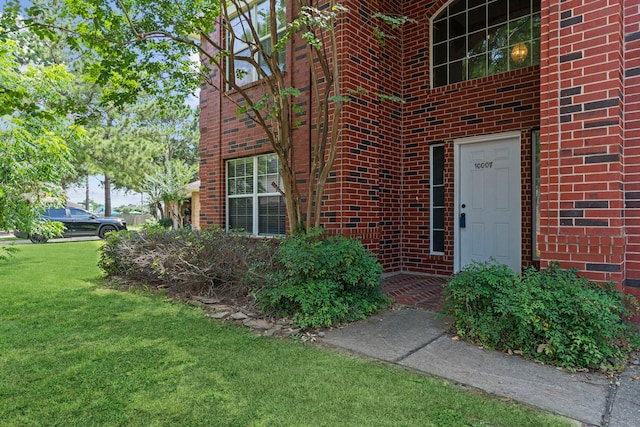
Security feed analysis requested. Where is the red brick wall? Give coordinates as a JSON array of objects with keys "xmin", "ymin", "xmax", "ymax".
[
  {"xmin": 200, "ymin": 0, "xmax": 541, "ymax": 276},
  {"xmin": 319, "ymin": 0, "xmax": 406, "ymax": 268},
  {"xmin": 199, "ymin": 5, "xmax": 312, "ymax": 231},
  {"xmin": 539, "ymin": 0, "xmax": 626, "ymax": 285},
  {"xmin": 624, "ymin": 0, "xmax": 640, "ymax": 298},
  {"xmin": 200, "ymin": 0, "xmax": 640, "ymax": 297},
  {"xmin": 396, "ymin": 1, "xmax": 540, "ymax": 276}
]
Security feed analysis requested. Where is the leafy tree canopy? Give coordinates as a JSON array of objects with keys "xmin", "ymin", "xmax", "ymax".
[{"xmin": 0, "ymin": 36, "xmax": 81, "ymax": 236}]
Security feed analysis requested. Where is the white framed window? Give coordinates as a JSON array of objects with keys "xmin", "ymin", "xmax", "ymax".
[
  {"xmin": 226, "ymin": 153, "xmax": 286, "ymax": 235},
  {"xmin": 430, "ymin": 144, "xmax": 445, "ymax": 254},
  {"xmin": 432, "ymin": 0, "xmax": 541, "ymax": 88},
  {"xmin": 228, "ymin": 0, "xmax": 287, "ymax": 86}
]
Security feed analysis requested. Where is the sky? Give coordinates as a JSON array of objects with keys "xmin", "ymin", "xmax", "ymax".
[{"xmin": 66, "ymin": 175, "xmax": 144, "ymax": 209}]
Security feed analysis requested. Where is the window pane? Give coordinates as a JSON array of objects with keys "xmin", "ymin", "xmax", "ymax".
[
  {"xmin": 509, "ymin": 0, "xmax": 531, "ymax": 19},
  {"xmin": 449, "ymin": 36, "xmax": 466, "ymax": 61},
  {"xmin": 230, "ymin": 16, "xmax": 251, "ymax": 47},
  {"xmin": 434, "ymin": 65, "xmax": 448, "ymax": 87},
  {"xmin": 532, "ymin": 13, "xmax": 541, "ymax": 37},
  {"xmin": 509, "ymin": 16, "xmax": 532, "ymax": 45},
  {"xmin": 449, "ymin": 60, "xmax": 465, "ymax": 83},
  {"xmin": 488, "ymin": 23, "xmax": 508, "ymax": 50},
  {"xmin": 450, "ymin": 0, "xmax": 466, "ymax": 15},
  {"xmin": 433, "ymin": 186, "xmax": 445, "ymax": 207},
  {"xmin": 468, "ymin": 53, "xmax": 487, "ymax": 79},
  {"xmin": 257, "ymin": 154, "xmax": 281, "ymax": 193},
  {"xmin": 468, "ymin": 30, "xmax": 487, "ymax": 56},
  {"xmin": 468, "ymin": 5, "xmax": 486, "ymax": 33},
  {"xmin": 433, "ymin": 230, "xmax": 445, "ymax": 253},
  {"xmin": 531, "ymin": 38, "xmax": 541, "ymax": 64},
  {"xmin": 433, "ymin": 18, "xmax": 448, "ymax": 44},
  {"xmin": 228, "ymin": 158, "xmax": 254, "ymax": 195},
  {"xmin": 258, "ymin": 196, "xmax": 286, "ymax": 235},
  {"xmin": 488, "ymin": 0, "xmax": 507, "ymax": 27},
  {"xmin": 256, "ymin": 0, "xmax": 286, "ymax": 37},
  {"xmin": 449, "ymin": 12, "xmax": 466, "ymax": 39},
  {"xmin": 433, "ymin": 42, "xmax": 448, "ymax": 65},
  {"xmin": 433, "ymin": 207, "xmax": 445, "ymax": 229},
  {"xmin": 488, "ymin": 47, "xmax": 508, "ymax": 74},
  {"xmin": 432, "ymin": 145, "xmax": 444, "ymax": 185},
  {"xmin": 256, "ymin": 0, "xmax": 270, "ymax": 38},
  {"xmin": 229, "ymin": 198, "xmax": 253, "ymax": 233}
]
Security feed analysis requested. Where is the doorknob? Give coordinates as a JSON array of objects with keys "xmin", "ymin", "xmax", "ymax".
[{"xmin": 459, "ymin": 212, "xmax": 466, "ymax": 228}]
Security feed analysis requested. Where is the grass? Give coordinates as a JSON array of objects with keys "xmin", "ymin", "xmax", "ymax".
[{"xmin": 0, "ymin": 241, "xmax": 572, "ymax": 427}]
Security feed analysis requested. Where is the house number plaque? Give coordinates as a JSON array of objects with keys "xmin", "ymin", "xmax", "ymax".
[{"xmin": 474, "ymin": 161, "xmax": 493, "ymax": 169}]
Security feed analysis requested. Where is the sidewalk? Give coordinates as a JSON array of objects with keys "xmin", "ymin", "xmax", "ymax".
[{"xmin": 321, "ymin": 309, "xmax": 640, "ymax": 427}]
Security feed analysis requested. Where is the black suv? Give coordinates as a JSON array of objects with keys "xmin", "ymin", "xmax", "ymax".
[{"xmin": 14, "ymin": 207, "xmax": 127, "ymax": 243}]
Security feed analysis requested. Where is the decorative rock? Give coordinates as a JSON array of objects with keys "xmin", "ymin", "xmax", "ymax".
[
  {"xmin": 188, "ymin": 300, "xmax": 205, "ymax": 307},
  {"xmin": 209, "ymin": 304, "xmax": 233, "ymax": 312},
  {"xmin": 317, "ymin": 331, "xmax": 325, "ymax": 338},
  {"xmin": 230, "ymin": 312, "xmax": 249, "ymax": 320},
  {"xmin": 264, "ymin": 325, "xmax": 283, "ymax": 336},
  {"xmin": 192, "ymin": 296, "xmax": 221, "ymax": 304},
  {"xmin": 243, "ymin": 319, "xmax": 272, "ymax": 330},
  {"xmin": 208, "ymin": 311, "xmax": 230, "ymax": 319}
]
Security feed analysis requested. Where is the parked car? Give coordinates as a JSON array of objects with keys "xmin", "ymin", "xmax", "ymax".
[{"xmin": 14, "ymin": 207, "xmax": 127, "ymax": 243}]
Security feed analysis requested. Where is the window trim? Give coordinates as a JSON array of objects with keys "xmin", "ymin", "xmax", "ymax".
[
  {"xmin": 226, "ymin": 153, "xmax": 286, "ymax": 236},
  {"xmin": 532, "ymin": 128, "xmax": 540, "ymax": 261}
]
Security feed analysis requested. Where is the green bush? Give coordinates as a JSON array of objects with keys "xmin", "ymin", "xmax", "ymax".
[
  {"xmin": 442, "ymin": 260, "xmax": 640, "ymax": 370},
  {"xmin": 254, "ymin": 229, "xmax": 391, "ymax": 328}
]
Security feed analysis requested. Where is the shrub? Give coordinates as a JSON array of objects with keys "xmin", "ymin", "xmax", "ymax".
[
  {"xmin": 254, "ymin": 229, "xmax": 391, "ymax": 328},
  {"xmin": 442, "ymin": 260, "xmax": 640, "ymax": 370},
  {"xmin": 98, "ymin": 228, "xmax": 278, "ymax": 299}
]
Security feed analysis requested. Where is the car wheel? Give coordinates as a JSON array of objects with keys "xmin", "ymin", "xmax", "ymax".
[
  {"xmin": 29, "ymin": 234, "xmax": 48, "ymax": 244},
  {"xmin": 98, "ymin": 225, "xmax": 117, "ymax": 239}
]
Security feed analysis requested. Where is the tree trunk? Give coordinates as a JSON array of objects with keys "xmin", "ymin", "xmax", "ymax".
[
  {"xmin": 104, "ymin": 175, "xmax": 112, "ymax": 217},
  {"xmin": 85, "ymin": 176, "xmax": 90, "ymax": 211}
]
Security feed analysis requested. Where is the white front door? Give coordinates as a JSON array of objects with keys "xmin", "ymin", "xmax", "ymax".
[{"xmin": 455, "ymin": 132, "xmax": 521, "ymax": 272}]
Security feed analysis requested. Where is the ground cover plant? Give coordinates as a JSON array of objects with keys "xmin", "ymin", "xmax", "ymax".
[
  {"xmin": 0, "ymin": 241, "xmax": 573, "ymax": 426},
  {"xmin": 442, "ymin": 260, "xmax": 640, "ymax": 371}
]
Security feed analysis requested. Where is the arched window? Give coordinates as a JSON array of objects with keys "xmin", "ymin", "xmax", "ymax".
[{"xmin": 432, "ymin": 0, "xmax": 540, "ymax": 87}]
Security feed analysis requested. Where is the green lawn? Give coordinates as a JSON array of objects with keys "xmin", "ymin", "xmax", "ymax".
[{"xmin": 0, "ymin": 241, "xmax": 571, "ymax": 427}]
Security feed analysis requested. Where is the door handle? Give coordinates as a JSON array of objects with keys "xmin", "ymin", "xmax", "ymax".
[{"xmin": 459, "ymin": 212, "xmax": 466, "ymax": 228}]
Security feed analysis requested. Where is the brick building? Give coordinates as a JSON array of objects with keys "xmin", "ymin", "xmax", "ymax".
[{"xmin": 199, "ymin": 0, "xmax": 640, "ymax": 299}]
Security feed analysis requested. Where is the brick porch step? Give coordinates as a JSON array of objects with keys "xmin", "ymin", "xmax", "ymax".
[{"xmin": 382, "ymin": 274, "xmax": 449, "ymax": 310}]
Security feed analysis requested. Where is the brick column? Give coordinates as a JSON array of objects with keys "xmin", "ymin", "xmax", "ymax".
[
  {"xmin": 623, "ymin": 0, "xmax": 640, "ymax": 298},
  {"xmin": 538, "ymin": 0, "xmax": 625, "ymax": 285}
]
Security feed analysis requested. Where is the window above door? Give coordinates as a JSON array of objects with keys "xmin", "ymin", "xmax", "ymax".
[{"xmin": 432, "ymin": 0, "xmax": 541, "ymax": 88}]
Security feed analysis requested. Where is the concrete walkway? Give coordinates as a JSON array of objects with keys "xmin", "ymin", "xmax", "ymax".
[{"xmin": 321, "ymin": 309, "xmax": 640, "ymax": 427}]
